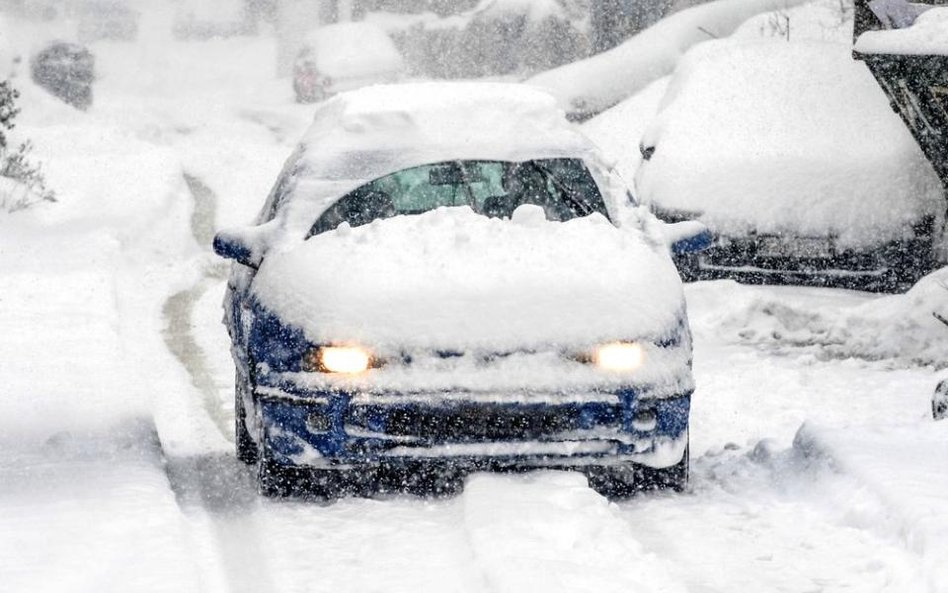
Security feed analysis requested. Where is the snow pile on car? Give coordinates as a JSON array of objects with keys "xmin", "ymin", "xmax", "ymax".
[
  {"xmin": 855, "ymin": 6, "xmax": 948, "ymax": 55},
  {"xmin": 253, "ymin": 205, "xmax": 683, "ymax": 351},
  {"xmin": 702, "ymin": 267, "xmax": 948, "ymax": 367},
  {"xmin": 526, "ymin": 0, "xmax": 809, "ymax": 117},
  {"xmin": 268, "ymin": 82, "xmax": 604, "ymax": 237},
  {"xmin": 636, "ymin": 39, "xmax": 943, "ymax": 249},
  {"xmin": 303, "ymin": 22, "xmax": 404, "ymax": 79}
]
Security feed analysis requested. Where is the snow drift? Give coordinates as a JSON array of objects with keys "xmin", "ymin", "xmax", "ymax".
[
  {"xmin": 701, "ymin": 267, "xmax": 948, "ymax": 367},
  {"xmin": 526, "ymin": 0, "xmax": 810, "ymax": 117}
]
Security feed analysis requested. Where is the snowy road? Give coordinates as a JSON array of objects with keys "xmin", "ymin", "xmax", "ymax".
[{"xmin": 1, "ymin": 12, "xmax": 946, "ymax": 593}]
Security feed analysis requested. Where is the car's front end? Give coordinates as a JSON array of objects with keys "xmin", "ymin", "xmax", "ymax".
[{"xmin": 243, "ymin": 301, "xmax": 694, "ymax": 497}]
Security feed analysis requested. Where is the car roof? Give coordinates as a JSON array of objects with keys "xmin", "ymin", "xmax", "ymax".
[{"xmin": 268, "ymin": 82, "xmax": 610, "ymax": 237}]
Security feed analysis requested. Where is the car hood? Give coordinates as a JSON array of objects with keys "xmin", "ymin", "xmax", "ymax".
[{"xmin": 252, "ymin": 206, "xmax": 684, "ymax": 351}]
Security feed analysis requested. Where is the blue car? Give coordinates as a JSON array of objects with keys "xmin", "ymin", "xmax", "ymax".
[{"xmin": 213, "ymin": 83, "xmax": 709, "ymax": 498}]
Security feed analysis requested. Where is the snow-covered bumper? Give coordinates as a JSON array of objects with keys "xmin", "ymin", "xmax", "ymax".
[
  {"xmin": 255, "ymin": 386, "xmax": 691, "ymax": 471},
  {"xmin": 678, "ymin": 224, "xmax": 938, "ymax": 291}
]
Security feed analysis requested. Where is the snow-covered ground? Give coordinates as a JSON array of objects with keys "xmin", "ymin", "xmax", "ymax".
[{"xmin": 1, "ymin": 4, "xmax": 946, "ymax": 593}]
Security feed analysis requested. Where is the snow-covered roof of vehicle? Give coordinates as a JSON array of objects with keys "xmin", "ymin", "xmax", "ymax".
[
  {"xmin": 855, "ymin": 4, "xmax": 948, "ymax": 55},
  {"xmin": 267, "ymin": 82, "xmax": 611, "ymax": 239},
  {"xmin": 302, "ymin": 22, "xmax": 404, "ymax": 79},
  {"xmin": 635, "ymin": 39, "xmax": 943, "ymax": 249}
]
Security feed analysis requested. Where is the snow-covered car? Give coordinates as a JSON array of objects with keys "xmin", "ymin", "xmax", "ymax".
[
  {"xmin": 212, "ymin": 82, "xmax": 709, "ymax": 499},
  {"xmin": 30, "ymin": 41, "xmax": 95, "ymax": 110},
  {"xmin": 76, "ymin": 0, "xmax": 139, "ymax": 43},
  {"xmin": 292, "ymin": 22, "xmax": 404, "ymax": 104},
  {"xmin": 636, "ymin": 40, "xmax": 946, "ymax": 292}
]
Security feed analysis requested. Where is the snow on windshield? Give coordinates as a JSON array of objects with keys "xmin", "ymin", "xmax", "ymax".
[{"xmin": 636, "ymin": 39, "xmax": 943, "ymax": 248}]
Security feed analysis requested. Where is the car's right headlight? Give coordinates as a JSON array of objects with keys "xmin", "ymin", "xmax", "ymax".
[
  {"xmin": 302, "ymin": 346, "xmax": 373, "ymax": 374},
  {"xmin": 592, "ymin": 342, "xmax": 646, "ymax": 372}
]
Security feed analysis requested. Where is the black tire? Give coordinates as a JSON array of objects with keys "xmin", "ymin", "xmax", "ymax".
[
  {"xmin": 636, "ymin": 444, "xmax": 689, "ymax": 493},
  {"xmin": 586, "ymin": 443, "xmax": 689, "ymax": 500},
  {"xmin": 257, "ymin": 445, "xmax": 347, "ymax": 500},
  {"xmin": 235, "ymin": 372, "xmax": 257, "ymax": 465}
]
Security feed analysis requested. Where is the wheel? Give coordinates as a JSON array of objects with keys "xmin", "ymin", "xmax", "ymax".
[
  {"xmin": 257, "ymin": 444, "xmax": 347, "ymax": 500},
  {"xmin": 636, "ymin": 444, "xmax": 689, "ymax": 493},
  {"xmin": 586, "ymin": 443, "xmax": 689, "ymax": 499},
  {"xmin": 235, "ymin": 372, "xmax": 257, "ymax": 465}
]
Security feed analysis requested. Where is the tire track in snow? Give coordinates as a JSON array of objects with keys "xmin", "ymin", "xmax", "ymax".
[{"xmin": 160, "ymin": 171, "xmax": 278, "ymax": 593}]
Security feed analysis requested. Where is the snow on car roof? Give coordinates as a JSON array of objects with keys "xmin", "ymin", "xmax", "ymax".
[
  {"xmin": 855, "ymin": 5, "xmax": 948, "ymax": 55},
  {"xmin": 269, "ymin": 82, "xmax": 609, "ymax": 239},
  {"xmin": 635, "ymin": 39, "xmax": 943, "ymax": 249},
  {"xmin": 302, "ymin": 22, "xmax": 403, "ymax": 78}
]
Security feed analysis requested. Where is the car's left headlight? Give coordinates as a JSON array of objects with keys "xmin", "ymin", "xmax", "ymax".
[
  {"xmin": 592, "ymin": 342, "xmax": 645, "ymax": 372},
  {"xmin": 303, "ymin": 346, "xmax": 373, "ymax": 374}
]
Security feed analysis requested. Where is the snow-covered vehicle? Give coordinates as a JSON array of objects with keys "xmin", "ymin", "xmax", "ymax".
[
  {"xmin": 292, "ymin": 22, "xmax": 404, "ymax": 104},
  {"xmin": 30, "ymin": 41, "xmax": 95, "ymax": 110},
  {"xmin": 850, "ymin": 0, "xmax": 948, "ymax": 413},
  {"xmin": 636, "ymin": 40, "xmax": 945, "ymax": 292},
  {"xmin": 212, "ymin": 82, "xmax": 709, "ymax": 499},
  {"xmin": 76, "ymin": 0, "xmax": 139, "ymax": 43}
]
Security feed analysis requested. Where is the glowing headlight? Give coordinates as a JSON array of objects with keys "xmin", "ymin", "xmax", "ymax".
[
  {"xmin": 593, "ymin": 342, "xmax": 645, "ymax": 372},
  {"xmin": 306, "ymin": 346, "xmax": 372, "ymax": 374}
]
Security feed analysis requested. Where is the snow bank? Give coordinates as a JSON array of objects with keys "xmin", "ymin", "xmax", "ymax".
[
  {"xmin": 636, "ymin": 39, "xmax": 943, "ymax": 248},
  {"xmin": 303, "ymin": 22, "xmax": 404, "ymax": 79},
  {"xmin": 526, "ymin": 0, "xmax": 810, "ymax": 116},
  {"xmin": 856, "ymin": 6, "xmax": 948, "ymax": 54},
  {"xmin": 254, "ymin": 206, "xmax": 683, "ymax": 351},
  {"xmin": 463, "ymin": 472, "xmax": 687, "ymax": 593},
  {"xmin": 795, "ymin": 422, "xmax": 948, "ymax": 592},
  {"xmin": 698, "ymin": 267, "xmax": 948, "ymax": 367}
]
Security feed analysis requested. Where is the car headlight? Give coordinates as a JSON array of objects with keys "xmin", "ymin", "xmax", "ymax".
[
  {"xmin": 303, "ymin": 346, "xmax": 372, "ymax": 374},
  {"xmin": 593, "ymin": 342, "xmax": 645, "ymax": 372}
]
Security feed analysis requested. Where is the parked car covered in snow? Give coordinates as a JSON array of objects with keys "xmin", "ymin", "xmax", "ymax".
[
  {"xmin": 30, "ymin": 41, "xmax": 95, "ymax": 110},
  {"xmin": 76, "ymin": 0, "xmax": 139, "ymax": 43},
  {"xmin": 636, "ymin": 40, "xmax": 946, "ymax": 292},
  {"xmin": 213, "ymin": 82, "xmax": 709, "ymax": 498},
  {"xmin": 292, "ymin": 22, "xmax": 404, "ymax": 103}
]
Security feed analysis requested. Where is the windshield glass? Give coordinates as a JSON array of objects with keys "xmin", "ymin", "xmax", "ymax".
[{"xmin": 308, "ymin": 158, "xmax": 609, "ymax": 237}]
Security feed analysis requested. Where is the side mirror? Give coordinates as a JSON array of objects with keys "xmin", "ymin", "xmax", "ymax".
[
  {"xmin": 662, "ymin": 220, "xmax": 713, "ymax": 254},
  {"xmin": 213, "ymin": 228, "xmax": 262, "ymax": 269}
]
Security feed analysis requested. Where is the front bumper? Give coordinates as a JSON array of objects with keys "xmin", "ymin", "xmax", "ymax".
[
  {"xmin": 255, "ymin": 386, "xmax": 691, "ymax": 471},
  {"xmin": 677, "ymin": 230, "xmax": 936, "ymax": 291}
]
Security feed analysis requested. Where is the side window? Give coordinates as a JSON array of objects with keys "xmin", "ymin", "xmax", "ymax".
[{"xmin": 255, "ymin": 147, "xmax": 304, "ymax": 224}]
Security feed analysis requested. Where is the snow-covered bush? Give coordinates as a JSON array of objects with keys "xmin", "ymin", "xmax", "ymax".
[
  {"xmin": 379, "ymin": 0, "xmax": 591, "ymax": 78},
  {"xmin": 0, "ymin": 80, "xmax": 55, "ymax": 213}
]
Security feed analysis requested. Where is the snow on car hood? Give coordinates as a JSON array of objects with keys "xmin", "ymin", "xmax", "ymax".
[
  {"xmin": 252, "ymin": 206, "xmax": 683, "ymax": 351},
  {"xmin": 636, "ymin": 40, "xmax": 943, "ymax": 249}
]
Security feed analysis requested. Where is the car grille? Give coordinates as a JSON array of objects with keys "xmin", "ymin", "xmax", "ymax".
[{"xmin": 346, "ymin": 403, "xmax": 623, "ymax": 443}]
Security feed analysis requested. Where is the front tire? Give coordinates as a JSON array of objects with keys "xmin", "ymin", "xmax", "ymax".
[
  {"xmin": 235, "ymin": 371, "xmax": 257, "ymax": 465},
  {"xmin": 586, "ymin": 443, "xmax": 690, "ymax": 499}
]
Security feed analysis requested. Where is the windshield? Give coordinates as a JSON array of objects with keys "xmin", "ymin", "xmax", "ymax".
[{"xmin": 307, "ymin": 158, "xmax": 609, "ymax": 237}]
